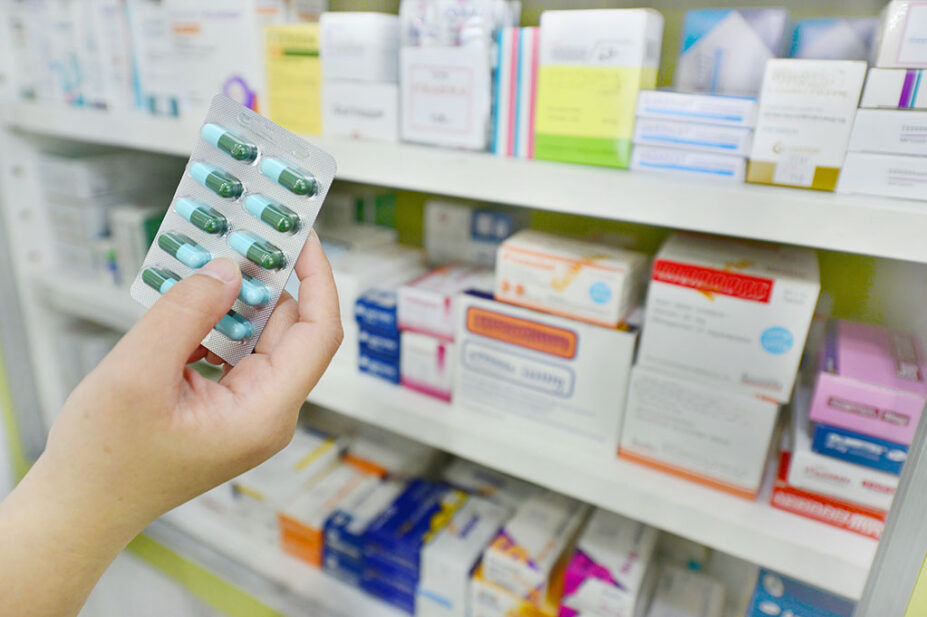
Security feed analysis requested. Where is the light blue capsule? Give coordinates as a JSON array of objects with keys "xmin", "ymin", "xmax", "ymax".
[
  {"xmin": 215, "ymin": 311, "xmax": 253, "ymax": 341},
  {"xmin": 239, "ymin": 274, "xmax": 271, "ymax": 307},
  {"xmin": 159, "ymin": 279, "xmax": 177, "ymax": 294}
]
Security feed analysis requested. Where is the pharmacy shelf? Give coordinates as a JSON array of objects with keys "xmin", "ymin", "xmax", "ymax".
[
  {"xmin": 150, "ymin": 500, "xmax": 403, "ymax": 617},
  {"xmin": 5, "ymin": 102, "xmax": 927, "ymax": 264},
  {"xmin": 35, "ymin": 273, "xmax": 877, "ymax": 600}
]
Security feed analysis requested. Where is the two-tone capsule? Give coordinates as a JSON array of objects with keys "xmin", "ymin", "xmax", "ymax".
[
  {"xmin": 229, "ymin": 231, "xmax": 286, "ymax": 270},
  {"xmin": 174, "ymin": 198, "xmax": 228, "ymax": 235},
  {"xmin": 244, "ymin": 194, "xmax": 300, "ymax": 233},
  {"xmin": 200, "ymin": 124, "xmax": 258, "ymax": 163},
  {"xmin": 260, "ymin": 158, "xmax": 317, "ymax": 196},
  {"xmin": 215, "ymin": 310, "xmax": 254, "ymax": 341},
  {"xmin": 142, "ymin": 267, "xmax": 182, "ymax": 294},
  {"xmin": 239, "ymin": 273, "xmax": 271, "ymax": 307},
  {"xmin": 158, "ymin": 232, "xmax": 211, "ymax": 269},
  {"xmin": 190, "ymin": 162, "xmax": 243, "ymax": 199}
]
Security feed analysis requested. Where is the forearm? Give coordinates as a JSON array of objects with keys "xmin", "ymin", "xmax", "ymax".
[{"xmin": 0, "ymin": 454, "xmax": 144, "ymax": 617}]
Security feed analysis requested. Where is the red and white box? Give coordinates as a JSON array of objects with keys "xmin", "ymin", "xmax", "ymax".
[{"xmin": 398, "ymin": 264, "xmax": 494, "ymax": 342}]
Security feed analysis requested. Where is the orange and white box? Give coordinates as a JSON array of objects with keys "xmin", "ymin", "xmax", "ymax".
[
  {"xmin": 278, "ymin": 463, "xmax": 380, "ymax": 566},
  {"xmin": 343, "ymin": 424, "xmax": 442, "ymax": 479},
  {"xmin": 494, "ymin": 231, "xmax": 648, "ymax": 328},
  {"xmin": 637, "ymin": 232, "xmax": 819, "ymax": 403},
  {"xmin": 619, "ymin": 366, "xmax": 780, "ymax": 500}
]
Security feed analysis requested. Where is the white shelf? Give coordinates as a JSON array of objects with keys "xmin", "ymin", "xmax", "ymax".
[
  {"xmin": 152, "ymin": 501, "xmax": 403, "ymax": 617},
  {"xmin": 34, "ymin": 274, "xmax": 876, "ymax": 600},
  {"xmin": 6, "ymin": 102, "xmax": 927, "ymax": 264}
]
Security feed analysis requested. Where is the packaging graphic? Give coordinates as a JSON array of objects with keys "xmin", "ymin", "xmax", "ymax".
[
  {"xmin": 848, "ymin": 108, "xmax": 927, "ymax": 156},
  {"xmin": 534, "ymin": 9, "xmax": 663, "ymax": 168},
  {"xmin": 398, "ymin": 265, "xmax": 494, "ymax": 341},
  {"xmin": 837, "ymin": 151, "xmax": 927, "ymax": 200},
  {"xmin": 360, "ymin": 348, "xmax": 401, "ymax": 384},
  {"xmin": 356, "ymin": 288, "xmax": 400, "ymax": 333},
  {"xmin": 493, "ymin": 27, "xmax": 540, "ymax": 158},
  {"xmin": 455, "ymin": 292, "xmax": 638, "ymax": 453},
  {"xmin": 635, "ymin": 91, "xmax": 758, "ymax": 128},
  {"xmin": 265, "ymin": 23, "xmax": 322, "ymax": 134},
  {"xmin": 638, "ymin": 232, "xmax": 820, "ymax": 402},
  {"xmin": 401, "ymin": 331, "xmax": 456, "ymax": 401},
  {"xmin": 875, "ymin": 1, "xmax": 927, "ymax": 68},
  {"xmin": 812, "ymin": 424, "xmax": 907, "ymax": 476},
  {"xmin": 746, "ymin": 59, "xmax": 866, "ymax": 191},
  {"xmin": 789, "ymin": 18, "xmax": 878, "ymax": 61},
  {"xmin": 745, "ymin": 569, "xmax": 855, "ymax": 617},
  {"xmin": 322, "ymin": 81, "xmax": 399, "ymax": 141},
  {"xmin": 559, "ymin": 509, "xmax": 659, "ymax": 617},
  {"xmin": 860, "ymin": 68, "xmax": 927, "ymax": 109},
  {"xmin": 359, "ymin": 327, "xmax": 401, "ymax": 358},
  {"xmin": 632, "ymin": 118, "xmax": 753, "ymax": 156},
  {"xmin": 495, "ymin": 230, "xmax": 648, "ymax": 329},
  {"xmin": 424, "ymin": 200, "xmax": 528, "ymax": 269},
  {"xmin": 809, "ymin": 320, "xmax": 927, "ymax": 445},
  {"xmin": 329, "ymin": 244, "xmax": 425, "ymax": 323},
  {"xmin": 620, "ymin": 366, "xmax": 780, "ymax": 499},
  {"xmin": 630, "ymin": 145, "xmax": 746, "ymax": 182},
  {"xmin": 675, "ymin": 8, "xmax": 790, "ymax": 96}
]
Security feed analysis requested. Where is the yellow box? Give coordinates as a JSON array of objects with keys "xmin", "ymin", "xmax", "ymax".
[{"xmin": 265, "ymin": 23, "xmax": 322, "ymax": 134}]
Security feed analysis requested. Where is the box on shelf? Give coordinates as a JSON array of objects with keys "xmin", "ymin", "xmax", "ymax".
[
  {"xmin": 635, "ymin": 91, "xmax": 758, "ymax": 128},
  {"xmin": 344, "ymin": 424, "xmax": 442, "ymax": 479},
  {"xmin": 493, "ymin": 26, "xmax": 540, "ymax": 159},
  {"xmin": 265, "ymin": 23, "xmax": 322, "ymax": 134},
  {"xmin": 809, "ymin": 320, "xmax": 927, "ymax": 445},
  {"xmin": 471, "ymin": 565, "xmax": 557, "ymax": 617},
  {"xmin": 359, "ymin": 348, "xmax": 401, "ymax": 384},
  {"xmin": 356, "ymin": 288, "xmax": 400, "ymax": 334},
  {"xmin": 790, "ymin": 387, "xmax": 898, "ymax": 512},
  {"xmin": 620, "ymin": 366, "xmax": 781, "ymax": 499},
  {"xmin": 860, "ymin": 68, "xmax": 927, "ymax": 109},
  {"xmin": 675, "ymin": 8, "xmax": 790, "ymax": 97},
  {"xmin": 559, "ymin": 509, "xmax": 659, "ymax": 617},
  {"xmin": 401, "ymin": 331, "xmax": 456, "ymax": 402},
  {"xmin": 656, "ymin": 533, "xmax": 710, "ymax": 572},
  {"xmin": 288, "ymin": 0, "xmax": 327, "ymax": 22},
  {"xmin": 454, "ymin": 292, "xmax": 638, "ymax": 454},
  {"xmin": 326, "ymin": 243, "xmax": 424, "ymax": 321},
  {"xmin": 534, "ymin": 9, "xmax": 664, "ymax": 168},
  {"xmin": 647, "ymin": 566, "xmax": 724, "ymax": 617},
  {"xmin": 38, "ymin": 149, "xmax": 182, "ymax": 199},
  {"xmin": 746, "ymin": 59, "xmax": 867, "ymax": 191},
  {"xmin": 638, "ymin": 232, "xmax": 820, "ymax": 402},
  {"xmin": 424, "ymin": 200, "xmax": 529, "ymax": 268},
  {"xmin": 745, "ymin": 569, "xmax": 855, "ymax": 617},
  {"xmin": 630, "ymin": 145, "xmax": 746, "ymax": 182},
  {"xmin": 126, "ymin": 0, "xmax": 180, "ymax": 116},
  {"xmin": 278, "ymin": 463, "xmax": 380, "ymax": 567},
  {"xmin": 707, "ymin": 552, "xmax": 759, "ymax": 617},
  {"xmin": 53, "ymin": 237, "xmax": 118, "ymax": 285},
  {"xmin": 789, "ymin": 18, "xmax": 878, "ymax": 61},
  {"xmin": 319, "ymin": 12, "xmax": 399, "ymax": 82},
  {"xmin": 495, "ymin": 230, "xmax": 648, "ymax": 329},
  {"xmin": 109, "ymin": 204, "xmax": 166, "ymax": 286},
  {"xmin": 632, "ymin": 117, "xmax": 753, "ymax": 156},
  {"xmin": 441, "ymin": 458, "xmax": 538, "ymax": 512},
  {"xmin": 398, "ymin": 265, "xmax": 494, "ymax": 341},
  {"xmin": 812, "ymin": 424, "xmax": 908, "ymax": 476},
  {"xmin": 322, "ymin": 81, "xmax": 399, "ymax": 141},
  {"xmin": 838, "ymin": 151, "xmax": 927, "ymax": 200},
  {"xmin": 359, "ymin": 326, "xmax": 400, "ymax": 358},
  {"xmin": 848, "ymin": 108, "xmax": 927, "ymax": 156},
  {"xmin": 483, "ymin": 491, "xmax": 589, "ymax": 607},
  {"xmin": 875, "ymin": 1, "xmax": 927, "ymax": 68},
  {"xmin": 416, "ymin": 496, "xmax": 512, "ymax": 617}
]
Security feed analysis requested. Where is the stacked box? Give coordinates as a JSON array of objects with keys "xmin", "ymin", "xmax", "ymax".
[
  {"xmin": 646, "ymin": 567, "xmax": 724, "ymax": 617},
  {"xmin": 493, "ymin": 27, "xmax": 540, "ymax": 159},
  {"xmin": 424, "ymin": 200, "xmax": 529, "ymax": 269},
  {"xmin": 344, "ymin": 424, "xmax": 442, "ymax": 479},
  {"xmin": 441, "ymin": 459, "xmax": 539, "ymax": 512},
  {"xmin": 264, "ymin": 22, "xmax": 322, "ymax": 134},
  {"xmin": 744, "ymin": 569, "xmax": 855, "ymax": 617},
  {"xmin": 789, "ymin": 18, "xmax": 878, "ymax": 61},
  {"xmin": 356, "ymin": 288, "xmax": 403, "ymax": 384}
]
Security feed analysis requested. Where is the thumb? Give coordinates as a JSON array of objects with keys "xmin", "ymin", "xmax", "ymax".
[{"xmin": 124, "ymin": 258, "xmax": 242, "ymax": 370}]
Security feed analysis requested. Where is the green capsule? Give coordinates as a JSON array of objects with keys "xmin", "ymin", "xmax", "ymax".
[
  {"xmin": 190, "ymin": 162, "xmax": 243, "ymax": 199},
  {"xmin": 142, "ymin": 267, "xmax": 182, "ymax": 294},
  {"xmin": 244, "ymin": 194, "xmax": 300, "ymax": 233},
  {"xmin": 260, "ymin": 157, "xmax": 317, "ymax": 196},
  {"xmin": 174, "ymin": 198, "xmax": 228, "ymax": 235},
  {"xmin": 201, "ymin": 123, "xmax": 258, "ymax": 162},
  {"xmin": 229, "ymin": 231, "xmax": 286, "ymax": 270},
  {"xmin": 157, "ymin": 232, "xmax": 211, "ymax": 269}
]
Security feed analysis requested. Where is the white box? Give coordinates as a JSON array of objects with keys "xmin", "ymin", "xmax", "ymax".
[
  {"xmin": 424, "ymin": 200, "xmax": 529, "ymax": 268},
  {"xmin": 635, "ymin": 91, "xmax": 758, "ymax": 128},
  {"xmin": 398, "ymin": 264, "xmax": 494, "ymax": 340},
  {"xmin": 789, "ymin": 18, "xmax": 878, "ymax": 61},
  {"xmin": 633, "ymin": 117, "xmax": 753, "ymax": 156},
  {"xmin": 345, "ymin": 424, "xmax": 441, "ymax": 479},
  {"xmin": 639, "ymin": 232, "xmax": 820, "ymax": 402},
  {"xmin": 647, "ymin": 567, "xmax": 724, "ymax": 617},
  {"xmin": 441, "ymin": 459, "xmax": 538, "ymax": 512},
  {"xmin": 707, "ymin": 552, "xmax": 759, "ymax": 617},
  {"xmin": 471, "ymin": 565, "xmax": 556, "ymax": 617},
  {"xmin": 125, "ymin": 0, "xmax": 180, "ymax": 115},
  {"xmin": 630, "ymin": 145, "xmax": 746, "ymax": 182},
  {"xmin": 788, "ymin": 388, "xmax": 897, "ymax": 511},
  {"xmin": 455, "ymin": 293, "xmax": 638, "ymax": 454},
  {"xmin": 495, "ymin": 230, "xmax": 648, "ymax": 329},
  {"xmin": 90, "ymin": 0, "xmax": 136, "ymax": 110},
  {"xmin": 416, "ymin": 496, "xmax": 512, "ymax": 617},
  {"xmin": 861, "ymin": 68, "xmax": 927, "ymax": 109},
  {"xmin": 322, "ymin": 81, "xmax": 399, "ymax": 141},
  {"xmin": 320, "ymin": 11, "xmax": 399, "ymax": 82},
  {"xmin": 876, "ymin": 1, "xmax": 927, "ymax": 68},
  {"xmin": 838, "ymin": 151, "xmax": 927, "ymax": 201},
  {"xmin": 38, "ymin": 149, "xmax": 182, "ymax": 199},
  {"xmin": 619, "ymin": 367, "xmax": 780, "ymax": 499},
  {"xmin": 675, "ymin": 8, "xmax": 790, "ymax": 96},
  {"xmin": 559, "ymin": 509, "xmax": 659, "ymax": 617},
  {"xmin": 483, "ymin": 491, "xmax": 589, "ymax": 601},
  {"xmin": 400, "ymin": 45, "xmax": 493, "ymax": 150},
  {"xmin": 747, "ymin": 59, "xmax": 867, "ymax": 191},
  {"xmin": 848, "ymin": 108, "xmax": 927, "ymax": 156},
  {"xmin": 401, "ymin": 331, "xmax": 456, "ymax": 402}
]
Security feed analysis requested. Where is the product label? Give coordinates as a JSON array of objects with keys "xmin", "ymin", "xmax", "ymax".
[
  {"xmin": 652, "ymin": 259, "xmax": 773, "ymax": 303},
  {"xmin": 265, "ymin": 24, "xmax": 322, "ymax": 134},
  {"xmin": 898, "ymin": 4, "xmax": 927, "ymax": 66},
  {"xmin": 466, "ymin": 307, "xmax": 578, "ymax": 359}
]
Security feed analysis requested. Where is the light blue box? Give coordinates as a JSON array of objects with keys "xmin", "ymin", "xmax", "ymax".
[
  {"xmin": 790, "ymin": 18, "xmax": 878, "ymax": 61},
  {"xmin": 747, "ymin": 569, "xmax": 854, "ymax": 617}
]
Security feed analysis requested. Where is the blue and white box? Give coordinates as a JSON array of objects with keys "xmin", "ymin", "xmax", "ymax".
[
  {"xmin": 631, "ymin": 144, "xmax": 747, "ymax": 182},
  {"xmin": 636, "ymin": 90, "xmax": 758, "ymax": 128},
  {"xmin": 675, "ymin": 8, "xmax": 790, "ymax": 96},
  {"xmin": 790, "ymin": 18, "xmax": 878, "ymax": 61},
  {"xmin": 359, "ymin": 349, "xmax": 401, "ymax": 384},
  {"xmin": 633, "ymin": 117, "xmax": 753, "ymax": 156},
  {"xmin": 812, "ymin": 424, "xmax": 908, "ymax": 476},
  {"xmin": 359, "ymin": 327, "xmax": 401, "ymax": 358},
  {"xmin": 746, "ymin": 569, "xmax": 855, "ymax": 617},
  {"xmin": 356, "ymin": 289, "xmax": 400, "ymax": 333}
]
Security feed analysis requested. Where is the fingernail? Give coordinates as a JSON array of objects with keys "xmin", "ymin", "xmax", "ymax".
[{"xmin": 197, "ymin": 258, "xmax": 239, "ymax": 284}]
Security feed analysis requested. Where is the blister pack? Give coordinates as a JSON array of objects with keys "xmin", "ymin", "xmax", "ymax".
[{"xmin": 130, "ymin": 94, "xmax": 337, "ymax": 365}]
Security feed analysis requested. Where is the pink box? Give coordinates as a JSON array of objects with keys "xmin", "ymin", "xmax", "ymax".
[{"xmin": 809, "ymin": 320, "xmax": 927, "ymax": 445}]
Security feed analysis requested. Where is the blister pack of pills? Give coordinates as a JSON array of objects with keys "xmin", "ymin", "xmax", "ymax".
[{"xmin": 130, "ymin": 94, "xmax": 337, "ymax": 365}]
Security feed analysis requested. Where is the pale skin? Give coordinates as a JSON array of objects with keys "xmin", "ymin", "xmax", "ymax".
[{"xmin": 0, "ymin": 231, "xmax": 343, "ymax": 617}]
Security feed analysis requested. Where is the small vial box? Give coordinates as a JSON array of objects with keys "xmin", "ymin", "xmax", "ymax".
[
  {"xmin": 635, "ymin": 91, "xmax": 758, "ymax": 128},
  {"xmin": 860, "ymin": 68, "xmax": 927, "ymax": 109},
  {"xmin": 630, "ymin": 144, "xmax": 746, "ymax": 182},
  {"xmin": 811, "ymin": 424, "xmax": 907, "ymax": 476},
  {"xmin": 398, "ymin": 265, "xmax": 494, "ymax": 341},
  {"xmin": 875, "ymin": 1, "xmax": 927, "ymax": 68}
]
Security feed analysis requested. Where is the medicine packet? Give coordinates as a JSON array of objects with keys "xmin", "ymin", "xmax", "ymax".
[{"xmin": 130, "ymin": 93, "xmax": 337, "ymax": 365}]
